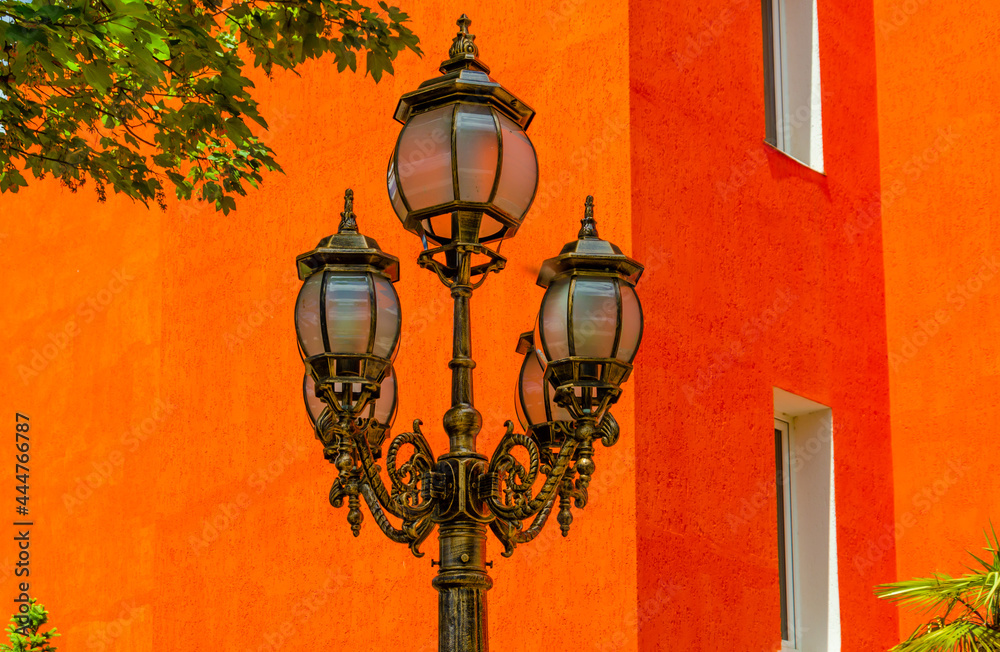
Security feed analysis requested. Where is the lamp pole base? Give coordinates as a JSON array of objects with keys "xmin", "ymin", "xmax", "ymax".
[{"xmin": 432, "ymin": 520, "xmax": 492, "ymax": 652}]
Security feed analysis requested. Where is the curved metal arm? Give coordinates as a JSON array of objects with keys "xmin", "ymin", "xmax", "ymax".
[
  {"xmin": 486, "ymin": 421, "xmax": 581, "ymax": 521},
  {"xmin": 384, "ymin": 422, "xmax": 437, "ymax": 516},
  {"xmin": 359, "ymin": 483, "xmax": 414, "ymax": 544},
  {"xmin": 489, "ymin": 490, "xmax": 558, "ymax": 558},
  {"xmin": 353, "ymin": 419, "xmax": 436, "ymax": 522},
  {"xmin": 322, "ymin": 417, "xmax": 439, "ymax": 557},
  {"xmin": 360, "ymin": 483, "xmax": 437, "ymax": 557}
]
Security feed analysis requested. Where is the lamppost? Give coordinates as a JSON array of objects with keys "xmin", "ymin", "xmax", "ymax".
[{"xmin": 293, "ymin": 16, "xmax": 644, "ymax": 652}]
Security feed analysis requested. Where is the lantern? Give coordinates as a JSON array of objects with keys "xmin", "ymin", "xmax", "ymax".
[
  {"xmin": 294, "ymin": 189, "xmax": 401, "ymax": 418},
  {"xmin": 387, "ymin": 14, "xmax": 538, "ymax": 248},
  {"xmin": 303, "ymin": 368, "xmax": 398, "ymax": 457},
  {"xmin": 534, "ymin": 196, "xmax": 644, "ymax": 420},
  {"xmin": 514, "ymin": 331, "xmax": 573, "ymax": 448}
]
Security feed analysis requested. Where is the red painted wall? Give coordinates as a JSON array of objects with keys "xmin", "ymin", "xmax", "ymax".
[
  {"xmin": 874, "ymin": 0, "xmax": 1000, "ymax": 640},
  {"xmin": 629, "ymin": 0, "xmax": 899, "ymax": 649}
]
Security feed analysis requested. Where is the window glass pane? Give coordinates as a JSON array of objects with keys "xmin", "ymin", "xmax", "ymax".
[
  {"xmin": 761, "ymin": 0, "xmax": 778, "ymax": 146},
  {"xmin": 303, "ymin": 373, "xmax": 324, "ymax": 426},
  {"xmin": 776, "ymin": 425, "xmax": 789, "ymax": 642},
  {"xmin": 387, "ymin": 156, "xmax": 407, "ymax": 221}
]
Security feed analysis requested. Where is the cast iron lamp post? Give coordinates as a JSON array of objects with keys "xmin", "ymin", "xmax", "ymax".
[{"xmin": 293, "ymin": 16, "xmax": 644, "ymax": 652}]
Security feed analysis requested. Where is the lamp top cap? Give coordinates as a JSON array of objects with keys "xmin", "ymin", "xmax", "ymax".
[
  {"xmin": 296, "ymin": 189, "xmax": 400, "ymax": 282},
  {"xmin": 392, "ymin": 14, "xmax": 535, "ymax": 128},
  {"xmin": 579, "ymin": 195, "xmax": 599, "ymax": 239},
  {"xmin": 536, "ymin": 195, "xmax": 644, "ymax": 288},
  {"xmin": 439, "ymin": 14, "xmax": 487, "ymax": 74},
  {"xmin": 448, "ymin": 14, "xmax": 479, "ymax": 60},
  {"xmin": 338, "ymin": 188, "xmax": 358, "ymax": 234}
]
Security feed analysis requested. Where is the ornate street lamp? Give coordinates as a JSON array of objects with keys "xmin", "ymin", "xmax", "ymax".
[{"xmin": 293, "ymin": 16, "xmax": 644, "ymax": 652}]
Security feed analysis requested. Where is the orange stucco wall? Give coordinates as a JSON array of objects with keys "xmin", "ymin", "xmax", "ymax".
[
  {"xmin": 629, "ymin": 0, "xmax": 899, "ymax": 649},
  {"xmin": 0, "ymin": 1, "xmax": 639, "ymax": 650},
  {"xmin": 874, "ymin": 0, "xmax": 1000, "ymax": 640}
]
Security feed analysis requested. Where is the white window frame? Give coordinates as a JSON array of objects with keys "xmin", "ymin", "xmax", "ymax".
[
  {"xmin": 775, "ymin": 417, "xmax": 799, "ymax": 650},
  {"xmin": 763, "ymin": 0, "xmax": 825, "ymax": 172},
  {"xmin": 774, "ymin": 387, "xmax": 841, "ymax": 652}
]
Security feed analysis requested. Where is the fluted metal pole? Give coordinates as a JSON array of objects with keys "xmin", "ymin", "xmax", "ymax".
[{"xmin": 432, "ymin": 247, "xmax": 491, "ymax": 652}]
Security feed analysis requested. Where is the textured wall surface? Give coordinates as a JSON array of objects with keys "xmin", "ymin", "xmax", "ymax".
[
  {"xmin": 629, "ymin": 0, "xmax": 899, "ymax": 649},
  {"xmin": 0, "ymin": 1, "xmax": 638, "ymax": 650},
  {"xmin": 874, "ymin": 0, "xmax": 1000, "ymax": 640}
]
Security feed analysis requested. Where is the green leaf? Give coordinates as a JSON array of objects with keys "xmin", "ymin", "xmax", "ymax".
[{"xmin": 0, "ymin": 0, "xmax": 422, "ymax": 212}]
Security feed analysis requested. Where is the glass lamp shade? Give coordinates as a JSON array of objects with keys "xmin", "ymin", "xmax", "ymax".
[
  {"xmin": 295, "ymin": 271, "xmax": 401, "ymax": 361},
  {"xmin": 295, "ymin": 189, "xmax": 402, "ymax": 419},
  {"xmin": 303, "ymin": 367, "xmax": 398, "ymax": 458},
  {"xmin": 303, "ymin": 368, "xmax": 398, "ymax": 431},
  {"xmin": 387, "ymin": 103, "xmax": 538, "ymax": 246},
  {"xmin": 536, "ymin": 275, "xmax": 643, "ymax": 366},
  {"xmin": 516, "ymin": 344, "xmax": 572, "ymax": 448}
]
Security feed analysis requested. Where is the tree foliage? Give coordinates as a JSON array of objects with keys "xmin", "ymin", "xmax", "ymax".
[
  {"xmin": 876, "ymin": 525, "xmax": 1000, "ymax": 651},
  {"xmin": 0, "ymin": 599, "xmax": 58, "ymax": 652},
  {"xmin": 0, "ymin": 0, "xmax": 421, "ymax": 212}
]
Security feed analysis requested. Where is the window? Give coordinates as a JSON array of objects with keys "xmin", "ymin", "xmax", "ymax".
[
  {"xmin": 773, "ymin": 388, "xmax": 840, "ymax": 651},
  {"xmin": 762, "ymin": 0, "xmax": 824, "ymax": 172},
  {"xmin": 775, "ymin": 418, "xmax": 796, "ymax": 647}
]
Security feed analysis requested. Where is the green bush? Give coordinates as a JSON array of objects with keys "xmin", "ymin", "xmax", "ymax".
[{"xmin": 0, "ymin": 599, "xmax": 58, "ymax": 652}]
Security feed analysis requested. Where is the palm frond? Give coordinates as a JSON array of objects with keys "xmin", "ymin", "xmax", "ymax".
[
  {"xmin": 877, "ymin": 575, "xmax": 993, "ymax": 613},
  {"xmin": 891, "ymin": 620, "xmax": 1000, "ymax": 652}
]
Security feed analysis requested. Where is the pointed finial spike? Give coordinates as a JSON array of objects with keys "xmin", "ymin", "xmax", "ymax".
[
  {"xmin": 338, "ymin": 188, "xmax": 358, "ymax": 233},
  {"xmin": 579, "ymin": 195, "xmax": 599, "ymax": 239},
  {"xmin": 449, "ymin": 14, "xmax": 479, "ymax": 59}
]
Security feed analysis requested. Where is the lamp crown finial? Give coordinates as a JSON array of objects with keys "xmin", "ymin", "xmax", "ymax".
[
  {"xmin": 579, "ymin": 195, "xmax": 599, "ymax": 239},
  {"xmin": 449, "ymin": 14, "xmax": 479, "ymax": 59},
  {"xmin": 338, "ymin": 188, "xmax": 358, "ymax": 233}
]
